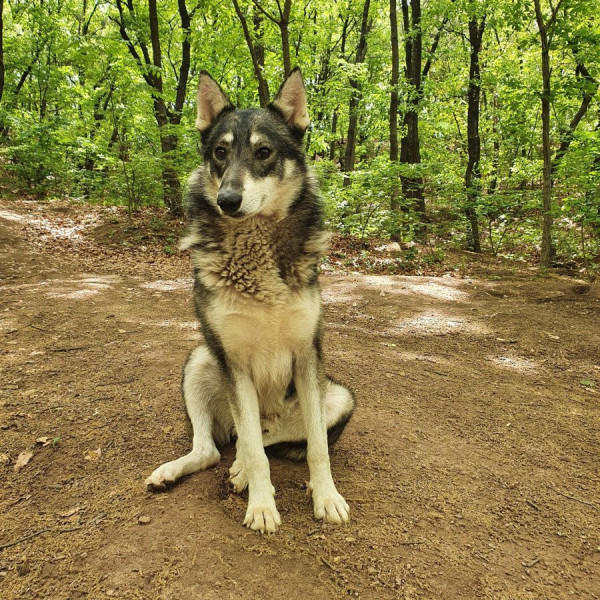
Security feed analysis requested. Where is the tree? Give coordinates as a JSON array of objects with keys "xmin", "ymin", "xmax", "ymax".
[
  {"xmin": 464, "ymin": 2, "xmax": 485, "ymax": 252},
  {"xmin": 342, "ymin": 0, "xmax": 371, "ymax": 186},
  {"xmin": 533, "ymin": 0, "xmax": 562, "ymax": 267},
  {"xmin": 0, "ymin": 0, "xmax": 5, "ymax": 106},
  {"xmin": 389, "ymin": 0, "xmax": 400, "ymax": 218},
  {"xmin": 250, "ymin": 0, "xmax": 293, "ymax": 76},
  {"xmin": 399, "ymin": 0, "xmax": 449, "ymax": 230},
  {"xmin": 112, "ymin": 0, "xmax": 195, "ymax": 217},
  {"xmin": 232, "ymin": 0, "xmax": 271, "ymax": 106}
]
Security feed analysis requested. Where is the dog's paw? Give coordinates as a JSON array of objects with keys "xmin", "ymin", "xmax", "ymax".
[
  {"xmin": 312, "ymin": 488, "xmax": 350, "ymax": 525},
  {"xmin": 229, "ymin": 458, "xmax": 248, "ymax": 493},
  {"xmin": 243, "ymin": 501, "xmax": 281, "ymax": 534},
  {"xmin": 145, "ymin": 461, "xmax": 179, "ymax": 492},
  {"xmin": 145, "ymin": 449, "xmax": 220, "ymax": 492}
]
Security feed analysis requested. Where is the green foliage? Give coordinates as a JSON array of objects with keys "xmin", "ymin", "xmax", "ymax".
[{"xmin": 0, "ymin": 0, "xmax": 598, "ymax": 270}]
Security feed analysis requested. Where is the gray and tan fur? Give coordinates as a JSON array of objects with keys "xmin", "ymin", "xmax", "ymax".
[{"xmin": 145, "ymin": 68, "xmax": 354, "ymax": 534}]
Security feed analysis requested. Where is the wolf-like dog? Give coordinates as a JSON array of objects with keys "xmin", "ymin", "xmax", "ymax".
[{"xmin": 145, "ymin": 68, "xmax": 354, "ymax": 534}]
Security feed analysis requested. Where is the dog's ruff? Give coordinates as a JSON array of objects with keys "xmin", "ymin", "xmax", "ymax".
[{"xmin": 145, "ymin": 68, "xmax": 354, "ymax": 533}]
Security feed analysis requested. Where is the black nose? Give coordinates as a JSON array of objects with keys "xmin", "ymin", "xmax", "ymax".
[{"xmin": 217, "ymin": 190, "xmax": 242, "ymax": 214}]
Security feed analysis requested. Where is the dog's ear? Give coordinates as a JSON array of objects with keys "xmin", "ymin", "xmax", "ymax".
[
  {"xmin": 269, "ymin": 67, "xmax": 310, "ymax": 132},
  {"xmin": 196, "ymin": 72, "xmax": 234, "ymax": 132}
]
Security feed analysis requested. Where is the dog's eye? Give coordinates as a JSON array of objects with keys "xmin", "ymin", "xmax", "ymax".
[
  {"xmin": 255, "ymin": 147, "xmax": 272, "ymax": 160},
  {"xmin": 214, "ymin": 147, "xmax": 227, "ymax": 160}
]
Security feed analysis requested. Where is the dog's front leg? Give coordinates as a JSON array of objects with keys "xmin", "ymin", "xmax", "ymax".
[
  {"xmin": 230, "ymin": 369, "xmax": 281, "ymax": 534},
  {"xmin": 295, "ymin": 348, "xmax": 350, "ymax": 524}
]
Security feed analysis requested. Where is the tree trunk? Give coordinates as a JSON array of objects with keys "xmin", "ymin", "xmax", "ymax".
[
  {"xmin": 0, "ymin": 0, "xmax": 5, "ymax": 106},
  {"xmin": 279, "ymin": 0, "xmax": 292, "ymax": 76},
  {"xmin": 342, "ymin": 0, "xmax": 371, "ymax": 186},
  {"xmin": 252, "ymin": 12, "xmax": 270, "ymax": 107},
  {"xmin": 148, "ymin": 0, "xmax": 183, "ymax": 217},
  {"xmin": 400, "ymin": 0, "xmax": 425, "ymax": 224},
  {"xmin": 551, "ymin": 59, "xmax": 598, "ymax": 177},
  {"xmin": 533, "ymin": 0, "xmax": 556, "ymax": 268},
  {"xmin": 389, "ymin": 0, "xmax": 400, "ymax": 218},
  {"xmin": 464, "ymin": 11, "xmax": 485, "ymax": 252},
  {"xmin": 329, "ymin": 110, "xmax": 338, "ymax": 161},
  {"xmin": 232, "ymin": 0, "xmax": 270, "ymax": 106}
]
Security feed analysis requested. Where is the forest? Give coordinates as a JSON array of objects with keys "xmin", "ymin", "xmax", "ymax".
[{"xmin": 0, "ymin": 0, "xmax": 599, "ymax": 274}]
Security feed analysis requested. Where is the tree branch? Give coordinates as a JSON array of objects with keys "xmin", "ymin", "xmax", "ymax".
[{"xmin": 249, "ymin": 0, "xmax": 280, "ymax": 25}]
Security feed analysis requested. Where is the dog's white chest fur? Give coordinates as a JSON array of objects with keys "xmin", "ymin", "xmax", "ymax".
[{"xmin": 207, "ymin": 287, "xmax": 320, "ymax": 413}]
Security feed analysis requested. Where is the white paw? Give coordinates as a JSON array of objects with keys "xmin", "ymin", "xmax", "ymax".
[
  {"xmin": 312, "ymin": 486, "xmax": 350, "ymax": 524},
  {"xmin": 145, "ymin": 461, "xmax": 181, "ymax": 491},
  {"xmin": 243, "ymin": 500, "xmax": 281, "ymax": 534},
  {"xmin": 229, "ymin": 458, "xmax": 248, "ymax": 493},
  {"xmin": 145, "ymin": 449, "xmax": 220, "ymax": 492}
]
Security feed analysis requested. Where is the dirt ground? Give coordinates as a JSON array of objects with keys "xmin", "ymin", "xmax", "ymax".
[{"xmin": 1, "ymin": 198, "xmax": 599, "ymax": 600}]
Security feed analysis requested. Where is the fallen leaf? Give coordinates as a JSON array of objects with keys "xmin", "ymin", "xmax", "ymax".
[
  {"xmin": 35, "ymin": 436, "xmax": 50, "ymax": 446},
  {"xmin": 58, "ymin": 506, "xmax": 84, "ymax": 518},
  {"xmin": 84, "ymin": 448, "xmax": 102, "ymax": 461},
  {"xmin": 14, "ymin": 450, "xmax": 34, "ymax": 472}
]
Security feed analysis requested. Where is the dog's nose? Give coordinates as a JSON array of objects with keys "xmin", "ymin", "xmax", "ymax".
[{"xmin": 217, "ymin": 190, "xmax": 242, "ymax": 214}]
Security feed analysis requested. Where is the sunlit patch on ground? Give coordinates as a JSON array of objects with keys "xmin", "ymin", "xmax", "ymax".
[
  {"xmin": 394, "ymin": 351, "xmax": 453, "ymax": 365},
  {"xmin": 324, "ymin": 275, "xmax": 472, "ymax": 303},
  {"xmin": 46, "ymin": 288, "xmax": 101, "ymax": 299},
  {"xmin": 37, "ymin": 275, "xmax": 118, "ymax": 300},
  {"xmin": 1, "ymin": 208, "xmax": 103, "ymax": 242},
  {"xmin": 0, "ymin": 210, "xmax": 26, "ymax": 222},
  {"xmin": 140, "ymin": 279, "xmax": 190, "ymax": 291},
  {"xmin": 390, "ymin": 310, "xmax": 490, "ymax": 336},
  {"xmin": 488, "ymin": 355, "xmax": 538, "ymax": 372},
  {"xmin": 153, "ymin": 320, "xmax": 199, "ymax": 330},
  {"xmin": 407, "ymin": 282, "xmax": 470, "ymax": 302}
]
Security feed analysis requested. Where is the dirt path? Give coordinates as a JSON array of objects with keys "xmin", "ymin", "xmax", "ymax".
[{"xmin": 1, "ymin": 200, "xmax": 599, "ymax": 599}]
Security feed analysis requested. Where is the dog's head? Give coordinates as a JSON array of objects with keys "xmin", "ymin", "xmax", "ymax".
[{"xmin": 195, "ymin": 69, "xmax": 310, "ymax": 220}]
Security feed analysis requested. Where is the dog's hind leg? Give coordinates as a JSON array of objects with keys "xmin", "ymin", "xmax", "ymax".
[
  {"xmin": 145, "ymin": 346, "xmax": 222, "ymax": 491},
  {"xmin": 263, "ymin": 378, "xmax": 354, "ymax": 459}
]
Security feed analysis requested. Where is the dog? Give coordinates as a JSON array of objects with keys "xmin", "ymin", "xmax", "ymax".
[{"xmin": 145, "ymin": 68, "xmax": 354, "ymax": 534}]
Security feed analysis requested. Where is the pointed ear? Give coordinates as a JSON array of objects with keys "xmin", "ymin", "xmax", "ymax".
[
  {"xmin": 196, "ymin": 71, "xmax": 234, "ymax": 132},
  {"xmin": 269, "ymin": 67, "xmax": 310, "ymax": 131}
]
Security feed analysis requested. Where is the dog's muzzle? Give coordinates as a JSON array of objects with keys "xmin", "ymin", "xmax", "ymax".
[{"xmin": 217, "ymin": 189, "xmax": 242, "ymax": 215}]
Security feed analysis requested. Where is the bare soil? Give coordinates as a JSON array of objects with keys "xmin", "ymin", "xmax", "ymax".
[{"xmin": 1, "ymin": 199, "xmax": 599, "ymax": 600}]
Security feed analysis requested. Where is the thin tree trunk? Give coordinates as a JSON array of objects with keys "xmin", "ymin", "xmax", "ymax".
[
  {"xmin": 590, "ymin": 117, "xmax": 600, "ymax": 233},
  {"xmin": 399, "ymin": 1, "xmax": 448, "ymax": 236},
  {"xmin": 389, "ymin": 0, "xmax": 400, "ymax": 219},
  {"xmin": 400, "ymin": 0, "xmax": 425, "ymax": 224},
  {"xmin": 329, "ymin": 110, "xmax": 338, "ymax": 161},
  {"xmin": 342, "ymin": 0, "xmax": 371, "ymax": 186},
  {"xmin": 0, "ymin": 0, "xmax": 5, "ymax": 106},
  {"xmin": 233, "ymin": 0, "xmax": 270, "ymax": 106},
  {"xmin": 279, "ymin": 0, "xmax": 292, "ymax": 76},
  {"xmin": 252, "ymin": 12, "xmax": 270, "ymax": 107},
  {"xmin": 533, "ymin": 0, "xmax": 563, "ymax": 268},
  {"xmin": 147, "ymin": 0, "xmax": 183, "ymax": 217},
  {"xmin": 551, "ymin": 59, "xmax": 598, "ymax": 176},
  {"xmin": 464, "ymin": 10, "xmax": 485, "ymax": 252}
]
